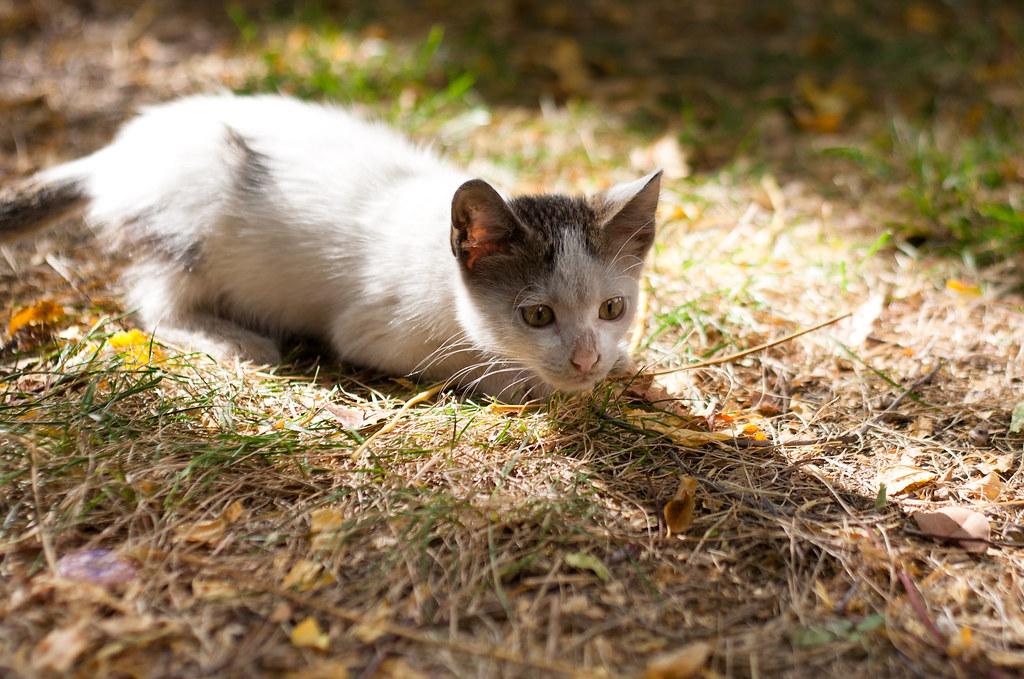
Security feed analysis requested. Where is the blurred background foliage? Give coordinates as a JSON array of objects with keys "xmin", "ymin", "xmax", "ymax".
[{"xmin": 219, "ymin": 0, "xmax": 1024, "ymax": 265}]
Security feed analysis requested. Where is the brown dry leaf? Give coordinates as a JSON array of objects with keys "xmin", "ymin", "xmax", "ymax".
[
  {"xmin": 968, "ymin": 472, "xmax": 1004, "ymax": 501},
  {"xmin": 9, "ymin": 299, "xmax": 64, "ymax": 335},
  {"xmin": 624, "ymin": 374, "xmax": 696, "ymax": 421},
  {"xmin": 625, "ymin": 408, "xmax": 731, "ymax": 447},
  {"xmin": 878, "ymin": 464, "xmax": 937, "ymax": 495},
  {"xmin": 282, "ymin": 559, "xmax": 336, "ymax": 592},
  {"xmin": 643, "ymin": 640, "xmax": 712, "ymax": 679},
  {"xmin": 913, "ymin": 507, "xmax": 991, "ymax": 554},
  {"xmin": 174, "ymin": 500, "xmax": 246, "ymax": 545},
  {"xmin": 291, "ymin": 617, "xmax": 330, "ymax": 651},
  {"xmin": 978, "ymin": 454, "xmax": 1014, "ymax": 475},
  {"xmin": 664, "ymin": 476, "xmax": 698, "ymax": 535},
  {"xmin": 32, "ymin": 623, "xmax": 90, "ymax": 673},
  {"xmin": 323, "ymin": 403, "xmax": 388, "ymax": 430}
]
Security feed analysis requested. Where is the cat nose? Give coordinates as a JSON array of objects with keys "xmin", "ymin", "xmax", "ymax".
[{"xmin": 570, "ymin": 349, "xmax": 600, "ymax": 374}]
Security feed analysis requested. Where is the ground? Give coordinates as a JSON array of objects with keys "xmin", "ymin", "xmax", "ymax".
[{"xmin": 1, "ymin": 1, "xmax": 1023, "ymax": 678}]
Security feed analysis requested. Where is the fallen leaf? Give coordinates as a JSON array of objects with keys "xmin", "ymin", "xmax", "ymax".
[
  {"xmin": 664, "ymin": 477, "xmax": 698, "ymax": 535},
  {"xmin": 1010, "ymin": 401, "xmax": 1024, "ymax": 434},
  {"xmin": 174, "ymin": 500, "xmax": 245, "ymax": 545},
  {"xmin": 56, "ymin": 549, "xmax": 136, "ymax": 586},
  {"xmin": 968, "ymin": 472, "xmax": 1003, "ymax": 502},
  {"xmin": 913, "ymin": 507, "xmax": 990, "ymax": 553},
  {"xmin": 108, "ymin": 329, "xmax": 165, "ymax": 368},
  {"xmin": 9, "ymin": 299, "xmax": 64, "ymax": 335},
  {"xmin": 625, "ymin": 408, "xmax": 731, "ymax": 447},
  {"xmin": 978, "ymin": 453, "xmax": 1014, "ymax": 475},
  {"xmin": 878, "ymin": 465, "xmax": 937, "ymax": 495},
  {"xmin": 325, "ymin": 403, "xmax": 371, "ymax": 429},
  {"xmin": 32, "ymin": 623, "xmax": 90, "ymax": 673},
  {"xmin": 291, "ymin": 617, "xmax": 330, "ymax": 651},
  {"xmin": 946, "ymin": 279, "xmax": 982, "ymax": 297},
  {"xmin": 643, "ymin": 640, "xmax": 712, "ymax": 679},
  {"xmin": 564, "ymin": 552, "xmax": 611, "ymax": 581},
  {"xmin": 282, "ymin": 559, "xmax": 336, "ymax": 592}
]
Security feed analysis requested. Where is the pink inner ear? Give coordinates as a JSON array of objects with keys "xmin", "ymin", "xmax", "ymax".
[{"xmin": 463, "ymin": 220, "xmax": 503, "ymax": 270}]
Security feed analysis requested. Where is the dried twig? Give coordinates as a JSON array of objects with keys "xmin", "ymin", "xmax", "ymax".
[{"xmin": 648, "ymin": 312, "xmax": 851, "ymax": 376}]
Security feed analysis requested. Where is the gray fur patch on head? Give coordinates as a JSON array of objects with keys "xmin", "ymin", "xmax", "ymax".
[{"xmin": 506, "ymin": 194, "xmax": 602, "ymax": 264}]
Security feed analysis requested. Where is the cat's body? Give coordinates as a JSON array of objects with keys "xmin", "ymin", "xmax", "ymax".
[{"xmin": 1, "ymin": 94, "xmax": 660, "ymax": 401}]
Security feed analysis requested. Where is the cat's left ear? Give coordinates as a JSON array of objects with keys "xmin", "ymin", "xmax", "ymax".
[
  {"xmin": 451, "ymin": 179, "xmax": 522, "ymax": 272},
  {"xmin": 594, "ymin": 170, "xmax": 662, "ymax": 263}
]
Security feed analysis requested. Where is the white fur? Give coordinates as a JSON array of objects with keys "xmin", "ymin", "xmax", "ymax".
[{"xmin": 38, "ymin": 94, "xmax": 654, "ymax": 401}]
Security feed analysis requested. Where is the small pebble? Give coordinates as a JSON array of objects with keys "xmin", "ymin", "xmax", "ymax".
[
  {"xmin": 968, "ymin": 426, "xmax": 990, "ymax": 447},
  {"xmin": 56, "ymin": 549, "xmax": 136, "ymax": 586}
]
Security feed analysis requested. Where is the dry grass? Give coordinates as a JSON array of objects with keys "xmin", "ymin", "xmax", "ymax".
[{"xmin": 2, "ymin": 2, "xmax": 1023, "ymax": 678}]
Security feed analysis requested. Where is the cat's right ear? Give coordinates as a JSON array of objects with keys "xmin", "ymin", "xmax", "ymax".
[{"xmin": 451, "ymin": 179, "xmax": 520, "ymax": 271}]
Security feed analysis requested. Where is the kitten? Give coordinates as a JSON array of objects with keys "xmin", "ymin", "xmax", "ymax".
[{"xmin": 0, "ymin": 94, "xmax": 660, "ymax": 402}]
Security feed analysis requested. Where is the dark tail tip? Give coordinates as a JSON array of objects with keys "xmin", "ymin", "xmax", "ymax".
[{"xmin": 0, "ymin": 177, "xmax": 86, "ymax": 243}]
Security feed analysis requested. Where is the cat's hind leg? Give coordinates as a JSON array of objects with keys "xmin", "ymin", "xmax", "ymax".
[{"xmin": 125, "ymin": 265, "xmax": 281, "ymax": 365}]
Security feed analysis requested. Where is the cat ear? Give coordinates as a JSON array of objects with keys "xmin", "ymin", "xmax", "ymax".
[
  {"xmin": 451, "ymin": 179, "xmax": 521, "ymax": 271},
  {"xmin": 595, "ymin": 170, "xmax": 662, "ymax": 263}
]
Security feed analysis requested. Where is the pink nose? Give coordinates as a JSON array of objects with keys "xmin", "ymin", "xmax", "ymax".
[{"xmin": 570, "ymin": 349, "xmax": 600, "ymax": 374}]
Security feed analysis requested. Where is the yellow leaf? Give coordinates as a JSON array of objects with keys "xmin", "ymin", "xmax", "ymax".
[
  {"xmin": 945, "ymin": 279, "xmax": 982, "ymax": 297},
  {"xmin": 291, "ymin": 617, "xmax": 330, "ymax": 651},
  {"xmin": 878, "ymin": 464, "xmax": 936, "ymax": 495},
  {"xmin": 108, "ymin": 329, "xmax": 165, "ymax": 367},
  {"xmin": 643, "ymin": 640, "xmax": 712, "ymax": 679},
  {"xmin": 9, "ymin": 299, "xmax": 64, "ymax": 335},
  {"xmin": 948, "ymin": 626, "xmax": 975, "ymax": 657},
  {"xmin": 282, "ymin": 559, "xmax": 336, "ymax": 592},
  {"xmin": 663, "ymin": 477, "xmax": 698, "ymax": 535}
]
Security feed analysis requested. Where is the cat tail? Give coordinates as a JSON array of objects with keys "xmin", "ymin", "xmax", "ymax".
[{"xmin": 0, "ymin": 155, "xmax": 96, "ymax": 243}]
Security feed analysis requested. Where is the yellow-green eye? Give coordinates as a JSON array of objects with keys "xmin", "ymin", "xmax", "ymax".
[
  {"xmin": 521, "ymin": 304, "xmax": 555, "ymax": 328},
  {"xmin": 599, "ymin": 296, "xmax": 625, "ymax": 320}
]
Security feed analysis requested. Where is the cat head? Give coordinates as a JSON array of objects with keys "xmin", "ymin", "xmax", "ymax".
[{"xmin": 450, "ymin": 170, "xmax": 661, "ymax": 394}]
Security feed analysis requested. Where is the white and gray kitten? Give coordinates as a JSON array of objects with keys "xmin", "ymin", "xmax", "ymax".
[{"xmin": 0, "ymin": 94, "xmax": 661, "ymax": 402}]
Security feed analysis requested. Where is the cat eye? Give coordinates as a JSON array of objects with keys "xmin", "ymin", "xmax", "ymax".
[
  {"xmin": 599, "ymin": 297, "xmax": 625, "ymax": 321},
  {"xmin": 521, "ymin": 304, "xmax": 555, "ymax": 328}
]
